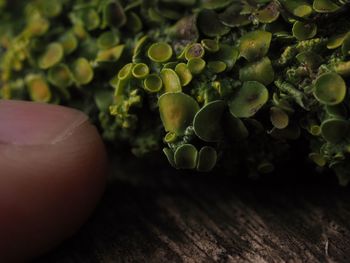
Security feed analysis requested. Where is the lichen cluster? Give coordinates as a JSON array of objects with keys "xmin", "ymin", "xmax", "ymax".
[{"xmin": 1, "ymin": 0, "xmax": 350, "ymax": 184}]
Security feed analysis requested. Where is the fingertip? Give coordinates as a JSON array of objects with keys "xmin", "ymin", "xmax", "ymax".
[{"xmin": 0, "ymin": 100, "xmax": 108, "ymax": 262}]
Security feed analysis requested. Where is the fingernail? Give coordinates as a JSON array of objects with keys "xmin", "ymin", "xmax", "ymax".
[{"xmin": 0, "ymin": 100, "xmax": 88, "ymax": 145}]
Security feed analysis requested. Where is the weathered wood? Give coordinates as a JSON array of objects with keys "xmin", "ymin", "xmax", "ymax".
[{"xmin": 36, "ymin": 155, "xmax": 350, "ymax": 263}]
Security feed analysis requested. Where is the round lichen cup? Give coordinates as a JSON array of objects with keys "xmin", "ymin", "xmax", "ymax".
[
  {"xmin": 147, "ymin": 42, "xmax": 173, "ymax": 63},
  {"xmin": 132, "ymin": 63, "xmax": 150, "ymax": 79},
  {"xmin": 313, "ymin": 72, "xmax": 346, "ymax": 106},
  {"xmin": 143, "ymin": 74, "xmax": 163, "ymax": 93}
]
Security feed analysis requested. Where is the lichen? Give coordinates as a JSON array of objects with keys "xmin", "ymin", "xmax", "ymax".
[{"xmin": 2, "ymin": 0, "xmax": 350, "ymax": 184}]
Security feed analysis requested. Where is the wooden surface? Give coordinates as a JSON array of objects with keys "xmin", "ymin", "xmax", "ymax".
[{"xmin": 36, "ymin": 154, "xmax": 350, "ymax": 263}]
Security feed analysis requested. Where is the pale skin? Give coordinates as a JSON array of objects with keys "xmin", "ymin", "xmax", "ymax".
[{"xmin": 0, "ymin": 100, "xmax": 108, "ymax": 262}]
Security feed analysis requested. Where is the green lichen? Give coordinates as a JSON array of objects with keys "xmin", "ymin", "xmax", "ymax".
[{"xmin": 2, "ymin": 0, "xmax": 350, "ymax": 184}]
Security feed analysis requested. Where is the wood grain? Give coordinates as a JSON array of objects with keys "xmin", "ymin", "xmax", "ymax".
[{"xmin": 36, "ymin": 154, "xmax": 350, "ymax": 263}]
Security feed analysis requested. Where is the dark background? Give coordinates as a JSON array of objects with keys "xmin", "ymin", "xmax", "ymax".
[{"xmin": 36, "ymin": 152, "xmax": 350, "ymax": 263}]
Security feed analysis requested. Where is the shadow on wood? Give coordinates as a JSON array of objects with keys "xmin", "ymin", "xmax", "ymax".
[{"xmin": 36, "ymin": 153, "xmax": 350, "ymax": 263}]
